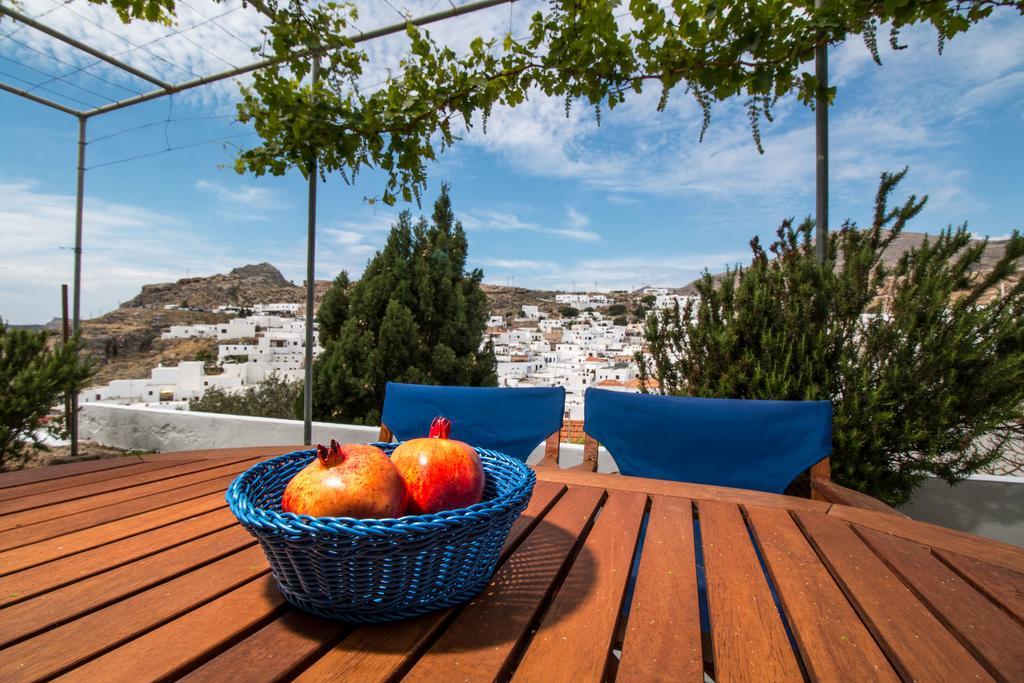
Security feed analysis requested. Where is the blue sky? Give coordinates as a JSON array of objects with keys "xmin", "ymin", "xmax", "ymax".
[{"xmin": 1, "ymin": 1, "xmax": 1022, "ymax": 324}]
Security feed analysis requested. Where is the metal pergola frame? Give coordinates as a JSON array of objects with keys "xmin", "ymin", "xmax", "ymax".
[
  {"xmin": 0, "ymin": 0, "xmax": 522, "ymax": 454},
  {"xmin": 2, "ymin": 0, "xmax": 830, "ymax": 456}
]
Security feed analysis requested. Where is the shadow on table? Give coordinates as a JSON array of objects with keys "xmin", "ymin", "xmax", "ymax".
[{"xmin": 264, "ymin": 522, "xmax": 595, "ymax": 656}]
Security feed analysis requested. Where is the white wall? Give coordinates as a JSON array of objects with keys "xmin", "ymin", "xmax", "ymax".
[
  {"xmin": 78, "ymin": 403, "xmax": 610, "ymax": 468},
  {"xmin": 80, "ymin": 403, "xmax": 379, "ymax": 452}
]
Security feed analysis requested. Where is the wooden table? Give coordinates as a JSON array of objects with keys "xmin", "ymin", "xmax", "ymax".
[{"xmin": 1, "ymin": 447, "xmax": 1022, "ymax": 682}]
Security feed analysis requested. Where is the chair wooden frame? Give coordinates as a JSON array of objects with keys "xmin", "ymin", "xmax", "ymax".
[
  {"xmin": 378, "ymin": 423, "xmax": 562, "ymax": 466},
  {"xmin": 580, "ymin": 433, "xmax": 904, "ymax": 515}
]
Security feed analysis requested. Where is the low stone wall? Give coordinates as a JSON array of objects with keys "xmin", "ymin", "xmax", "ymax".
[{"xmin": 79, "ymin": 404, "xmax": 379, "ymax": 453}]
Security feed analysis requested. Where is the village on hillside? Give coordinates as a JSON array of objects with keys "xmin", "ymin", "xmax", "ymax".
[{"xmin": 76, "ymin": 272, "xmax": 698, "ymax": 424}]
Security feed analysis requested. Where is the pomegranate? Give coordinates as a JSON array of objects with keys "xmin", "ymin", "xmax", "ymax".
[
  {"xmin": 390, "ymin": 417, "xmax": 486, "ymax": 514},
  {"xmin": 281, "ymin": 440, "xmax": 407, "ymax": 518}
]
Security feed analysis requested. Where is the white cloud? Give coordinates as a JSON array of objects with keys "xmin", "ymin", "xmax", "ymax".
[
  {"xmin": 0, "ymin": 180, "xmax": 244, "ymax": 323},
  {"xmin": 461, "ymin": 207, "xmax": 600, "ymax": 242},
  {"xmin": 566, "ymin": 208, "xmax": 589, "ymax": 229},
  {"xmin": 195, "ymin": 179, "xmax": 279, "ymax": 221},
  {"xmin": 474, "ymin": 258, "xmax": 558, "ymax": 271},
  {"xmin": 513, "ymin": 251, "xmax": 752, "ymax": 292},
  {"xmin": 326, "ymin": 229, "xmax": 367, "ymax": 246}
]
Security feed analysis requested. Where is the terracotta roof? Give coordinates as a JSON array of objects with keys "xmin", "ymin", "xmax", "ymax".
[
  {"xmin": 626, "ymin": 378, "xmax": 660, "ymax": 389},
  {"xmin": 585, "ymin": 356, "xmax": 605, "ymax": 362},
  {"xmin": 597, "ymin": 379, "xmax": 625, "ymax": 387}
]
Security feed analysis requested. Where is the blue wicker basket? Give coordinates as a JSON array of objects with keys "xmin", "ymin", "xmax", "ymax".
[{"xmin": 225, "ymin": 443, "xmax": 535, "ymax": 622}]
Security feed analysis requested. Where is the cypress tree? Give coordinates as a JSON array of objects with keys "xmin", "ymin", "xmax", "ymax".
[{"xmin": 310, "ymin": 185, "xmax": 496, "ymax": 425}]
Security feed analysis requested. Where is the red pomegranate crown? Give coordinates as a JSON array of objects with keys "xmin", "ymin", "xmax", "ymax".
[
  {"xmin": 428, "ymin": 416, "xmax": 452, "ymax": 439},
  {"xmin": 315, "ymin": 438, "xmax": 343, "ymax": 466}
]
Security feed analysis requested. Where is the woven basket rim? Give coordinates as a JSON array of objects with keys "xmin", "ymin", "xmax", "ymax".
[{"xmin": 227, "ymin": 443, "xmax": 535, "ymax": 539}]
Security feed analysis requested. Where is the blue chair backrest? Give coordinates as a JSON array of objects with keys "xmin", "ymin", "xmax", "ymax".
[
  {"xmin": 381, "ymin": 382, "xmax": 566, "ymax": 463},
  {"xmin": 583, "ymin": 388, "xmax": 832, "ymax": 493}
]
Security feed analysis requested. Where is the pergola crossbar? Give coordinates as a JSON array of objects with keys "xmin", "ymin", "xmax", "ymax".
[
  {"xmin": 0, "ymin": 5, "xmax": 174, "ymax": 90},
  {"xmin": 0, "ymin": 78, "xmax": 81, "ymax": 115}
]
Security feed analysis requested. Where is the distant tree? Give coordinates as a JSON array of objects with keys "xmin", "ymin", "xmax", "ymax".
[
  {"xmin": 309, "ymin": 186, "xmax": 496, "ymax": 425},
  {"xmin": 0, "ymin": 322, "xmax": 94, "ymax": 469},
  {"xmin": 317, "ymin": 271, "xmax": 351, "ymax": 345},
  {"xmin": 195, "ymin": 348, "xmax": 216, "ymax": 366},
  {"xmin": 608, "ymin": 304, "xmax": 627, "ymax": 316},
  {"xmin": 583, "ymin": 307, "xmax": 595, "ymax": 313},
  {"xmin": 641, "ymin": 295, "xmax": 657, "ymax": 307},
  {"xmin": 560, "ymin": 306, "xmax": 580, "ymax": 318},
  {"xmin": 639, "ymin": 170, "xmax": 1024, "ymax": 506},
  {"xmin": 613, "ymin": 316, "xmax": 628, "ymax": 327},
  {"xmin": 191, "ymin": 374, "xmax": 302, "ymax": 420}
]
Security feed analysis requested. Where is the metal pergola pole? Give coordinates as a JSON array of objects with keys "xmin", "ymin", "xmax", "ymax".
[
  {"xmin": 71, "ymin": 115, "xmax": 87, "ymax": 459},
  {"xmin": 814, "ymin": 0, "xmax": 829, "ymax": 265},
  {"xmin": 303, "ymin": 58, "xmax": 320, "ymax": 446},
  {"xmin": 810, "ymin": 0, "xmax": 831, "ymax": 495}
]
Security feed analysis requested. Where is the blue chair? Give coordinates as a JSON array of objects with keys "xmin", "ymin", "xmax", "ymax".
[
  {"xmin": 581, "ymin": 388, "xmax": 832, "ymax": 493},
  {"xmin": 584, "ymin": 388, "xmax": 831, "ymax": 655},
  {"xmin": 379, "ymin": 382, "xmax": 566, "ymax": 464}
]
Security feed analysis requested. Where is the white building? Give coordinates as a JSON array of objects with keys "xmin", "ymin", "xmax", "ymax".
[
  {"xmin": 162, "ymin": 318, "xmax": 257, "ymax": 340},
  {"xmin": 253, "ymin": 302, "xmax": 301, "ymax": 315},
  {"xmin": 555, "ymin": 293, "xmax": 609, "ymax": 307},
  {"xmin": 521, "ymin": 305, "xmax": 541, "ymax": 320},
  {"xmin": 79, "ymin": 361, "xmax": 245, "ymax": 407}
]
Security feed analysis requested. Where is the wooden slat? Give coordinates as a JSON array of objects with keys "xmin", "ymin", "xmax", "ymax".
[
  {"xmin": 829, "ymin": 505, "xmax": 1024, "ymax": 573},
  {"xmin": 0, "ymin": 460, "xmax": 184, "ymax": 503},
  {"xmin": 403, "ymin": 486, "xmax": 606, "ymax": 682},
  {"xmin": 795, "ymin": 511, "xmax": 993, "ymax": 682},
  {"xmin": 0, "ymin": 453, "xmax": 258, "ymax": 518},
  {"xmin": 697, "ymin": 500, "xmax": 803, "ymax": 681},
  {"xmin": 177, "ymin": 609, "xmax": 349, "ymax": 683},
  {"xmin": 0, "ymin": 525, "xmax": 254, "ymax": 647},
  {"xmin": 745, "ymin": 506, "xmax": 898, "ymax": 682},
  {"xmin": 512, "ymin": 490, "xmax": 647, "ymax": 683},
  {"xmin": 858, "ymin": 526, "xmax": 1024, "ymax": 681},
  {"xmin": 55, "ymin": 576, "xmax": 291, "ymax": 683},
  {"xmin": 616, "ymin": 496, "xmax": 703, "ymax": 683},
  {"xmin": 0, "ymin": 458, "xmax": 259, "ymax": 532},
  {"xmin": 811, "ymin": 480, "xmax": 907, "ymax": 517},
  {"xmin": 0, "ymin": 491, "xmax": 228, "ymax": 575},
  {"xmin": 935, "ymin": 549, "xmax": 1024, "ymax": 625},
  {"xmin": 0, "ymin": 546, "xmax": 269, "ymax": 681},
  {"xmin": 0, "ymin": 456, "xmax": 145, "ymax": 490},
  {"xmin": 535, "ymin": 467, "xmax": 829, "ymax": 512},
  {"xmin": 295, "ymin": 481, "xmax": 568, "ymax": 683},
  {"xmin": 0, "ymin": 507, "xmax": 238, "ymax": 606},
  {"xmin": 0, "ymin": 472, "xmax": 239, "ymax": 550}
]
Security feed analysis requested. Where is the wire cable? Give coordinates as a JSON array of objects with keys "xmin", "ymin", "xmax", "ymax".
[
  {"xmin": 0, "ymin": 67, "xmax": 102, "ymax": 107},
  {"xmin": 176, "ymin": 0, "xmax": 255, "ymax": 50},
  {"xmin": 41, "ymin": 0, "xmax": 203, "ymax": 80},
  {"xmin": 86, "ymin": 131, "xmax": 258, "ymax": 170},
  {"xmin": 0, "ymin": 32, "xmax": 143, "ymax": 94},
  {"xmin": 0, "ymin": 53, "xmax": 119, "ymax": 102},
  {"xmin": 86, "ymin": 113, "xmax": 236, "ymax": 144}
]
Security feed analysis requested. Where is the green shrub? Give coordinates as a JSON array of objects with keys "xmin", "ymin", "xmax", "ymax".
[
  {"xmin": 639, "ymin": 170, "xmax": 1024, "ymax": 506},
  {"xmin": 191, "ymin": 373, "xmax": 302, "ymax": 420},
  {"xmin": 0, "ymin": 322, "xmax": 94, "ymax": 469}
]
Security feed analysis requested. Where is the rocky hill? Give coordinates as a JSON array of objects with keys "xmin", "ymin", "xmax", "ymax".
[
  {"xmin": 123, "ymin": 263, "xmax": 306, "ymax": 309},
  {"xmin": 80, "ymin": 264, "xmax": 331, "ymax": 384}
]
